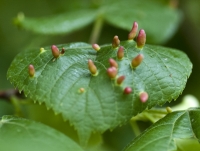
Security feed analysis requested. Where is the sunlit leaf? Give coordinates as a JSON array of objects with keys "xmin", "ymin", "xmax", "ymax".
[
  {"xmin": 124, "ymin": 108, "xmax": 200, "ymax": 151},
  {"xmin": 7, "ymin": 39, "xmax": 192, "ymax": 145}
]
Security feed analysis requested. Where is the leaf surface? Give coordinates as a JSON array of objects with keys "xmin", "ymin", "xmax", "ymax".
[
  {"xmin": 0, "ymin": 115, "xmax": 84, "ymax": 151},
  {"xmin": 124, "ymin": 108, "xmax": 200, "ymax": 151},
  {"xmin": 7, "ymin": 40, "xmax": 192, "ymax": 145},
  {"xmin": 175, "ymin": 138, "xmax": 200, "ymax": 151}
]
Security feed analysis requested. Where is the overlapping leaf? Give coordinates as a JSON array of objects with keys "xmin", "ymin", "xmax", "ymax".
[
  {"xmin": 7, "ymin": 40, "xmax": 192, "ymax": 145},
  {"xmin": 104, "ymin": 0, "xmax": 182, "ymax": 43},
  {"xmin": 14, "ymin": 0, "xmax": 181, "ymax": 43},
  {"xmin": 124, "ymin": 108, "xmax": 200, "ymax": 151},
  {"xmin": 0, "ymin": 115, "xmax": 84, "ymax": 151},
  {"xmin": 14, "ymin": 9, "xmax": 97, "ymax": 35}
]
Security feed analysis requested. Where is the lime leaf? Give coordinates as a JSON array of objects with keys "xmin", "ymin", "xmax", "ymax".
[
  {"xmin": 124, "ymin": 108, "xmax": 200, "ymax": 151},
  {"xmin": 14, "ymin": 9, "xmax": 97, "ymax": 35},
  {"xmin": 7, "ymin": 40, "xmax": 192, "ymax": 145},
  {"xmin": 175, "ymin": 138, "xmax": 200, "ymax": 151},
  {"xmin": 188, "ymin": 108, "xmax": 200, "ymax": 140},
  {"xmin": 0, "ymin": 115, "xmax": 84, "ymax": 151},
  {"xmin": 14, "ymin": 0, "xmax": 181, "ymax": 44},
  {"xmin": 104, "ymin": 0, "xmax": 182, "ymax": 44}
]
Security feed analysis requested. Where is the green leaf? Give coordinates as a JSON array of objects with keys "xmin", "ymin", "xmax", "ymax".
[
  {"xmin": 188, "ymin": 108, "xmax": 200, "ymax": 140},
  {"xmin": 14, "ymin": 9, "xmax": 97, "ymax": 35},
  {"xmin": 22, "ymin": 103, "xmax": 103, "ymax": 148},
  {"xmin": 123, "ymin": 108, "xmax": 200, "ymax": 151},
  {"xmin": 14, "ymin": 0, "xmax": 181, "ymax": 44},
  {"xmin": 0, "ymin": 115, "xmax": 84, "ymax": 151},
  {"xmin": 175, "ymin": 138, "xmax": 200, "ymax": 151},
  {"xmin": 104, "ymin": 0, "xmax": 182, "ymax": 44},
  {"xmin": 7, "ymin": 40, "xmax": 192, "ymax": 145}
]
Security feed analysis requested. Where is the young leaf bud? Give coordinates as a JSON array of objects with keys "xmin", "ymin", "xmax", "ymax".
[
  {"xmin": 107, "ymin": 67, "xmax": 117, "ymax": 79},
  {"xmin": 131, "ymin": 54, "xmax": 144, "ymax": 68},
  {"xmin": 109, "ymin": 58, "xmax": 118, "ymax": 68},
  {"xmin": 124, "ymin": 87, "xmax": 132, "ymax": 94},
  {"xmin": 117, "ymin": 46, "xmax": 124, "ymax": 60},
  {"xmin": 137, "ymin": 29, "xmax": 146, "ymax": 48},
  {"xmin": 166, "ymin": 107, "xmax": 173, "ymax": 113},
  {"xmin": 112, "ymin": 35, "xmax": 120, "ymax": 48},
  {"xmin": 92, "ymin": 44, "xmax": 100, "ymax": 51},
  {"xmin": 28, "ymin": 64, "xmax": 35, "ymax": 77},
  {"xmin": 17, "ymin": 12, "xmax": 25, "ymax": 21},
  {"xmin": 40, "ymin": 47, "xmax": 45, "ymax": 53},
  {"xmin": 51, "ymin": 45, "xmax": 60, "ymax": 58},
  {"xmin": 128, "ymin": 22, "xmax": 138, "ymax": 40},
  {"xmin": 116, "ymin": 75, "xmax": 125, "ymax": 85},
  {"xmin": 139, "ymin": 91, "xmax": 148, "ymax": 103},
  {"xmin": 88, "ymin": 59, "xmax": 97, "ymax": 75}
]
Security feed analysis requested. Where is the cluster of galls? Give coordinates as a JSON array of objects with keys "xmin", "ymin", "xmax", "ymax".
[
  {"xmin": 28, "ymin": 22, "xmax": 148, "ymax": 103},
  {"xmin": 90, "ymin": 22, "xmax": 148, "ymax": 103}
]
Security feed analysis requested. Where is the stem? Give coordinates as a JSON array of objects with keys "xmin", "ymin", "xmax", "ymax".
[
  {"xmin": 89, "ymin": 16, "xmax": 104, "ymax": 44},
  {"xmin": 0, "ymin": 89, "xmax": 20, "ymax": 102},
  {"xmin": 10, "ymin": 97, "xmax": 23, "ymax": 117},
  {"xmin": 146, "ymin": 109, "xmax": 167, "ymax": 114},
  {"xmin": 130, "ymin": 120, "xmax": 141, "ymax": 136},
  {"xmin": 143, "ymin": 112, "xmax": 158, "ymax": 123}
]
